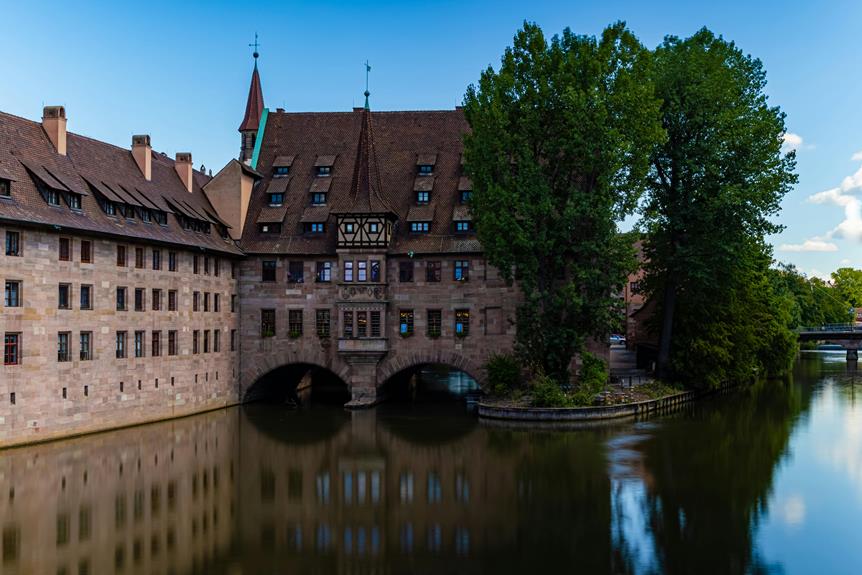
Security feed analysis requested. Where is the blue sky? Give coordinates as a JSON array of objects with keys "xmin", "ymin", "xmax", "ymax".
[{"xmin": 1, "ymin": 0, "xmax": 859, "ymax": 277}]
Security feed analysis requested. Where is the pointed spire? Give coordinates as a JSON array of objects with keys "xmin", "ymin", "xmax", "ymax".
[
  {"xmin": 239, "ymin": 35, "xmax": 264, "ymax": 133},
  {"xmin": 364, "ymin": 60, "xmax": 371, "ymax": 110},
  {"xmin": 347, "ymin": 107, "xmax": 394, "ymax": 215}
]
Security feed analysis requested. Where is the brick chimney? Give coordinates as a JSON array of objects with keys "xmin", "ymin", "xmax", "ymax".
[
  {"xmin": 175, "ymin": 152, "xmax": 193, "ymax": 192},
  {"xmin": 132, "ymin": 135, "xmax": 152, "ymax": 180},
  {"xmin": 42, "ymin": 106, "xmax": 67, "ymax": 156}
]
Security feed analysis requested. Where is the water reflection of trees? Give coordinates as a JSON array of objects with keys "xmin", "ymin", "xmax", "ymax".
[{"xmin": 635, "ymin": 379, "xmax": 804, "ymax": 575}]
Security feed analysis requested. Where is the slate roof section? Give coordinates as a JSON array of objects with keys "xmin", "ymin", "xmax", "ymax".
[
  {"xmin": 0, "ymin": 110, "xmax": 242, "ymax": 256},
  {"xmin": 242, "ymin": 107, "xmax": 479, "ymax": 255}
]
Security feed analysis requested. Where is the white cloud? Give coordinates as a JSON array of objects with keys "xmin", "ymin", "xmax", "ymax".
[
  {"xmin": 778, "ymin": 238, "xmax": 839, "ymax": 252},
  {"xmin": 852, "ymin": 150, "xmax": 862, "ymax": 162},
  {"xmin": 807, "ymin": 268, "xmax": 832, "ymax": 281},
  {"xmin": 781, "ymin": 132, "xmax": 804, "ymax": 154}
]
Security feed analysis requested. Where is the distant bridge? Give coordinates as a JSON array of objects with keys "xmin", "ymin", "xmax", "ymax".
[{"xmin": 797, "ymin": 324, "xmax": 862, "ymax": 360}]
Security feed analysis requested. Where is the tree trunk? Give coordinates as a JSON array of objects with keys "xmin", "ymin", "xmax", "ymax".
[{"xmin": 656, "ymin": 276, "xmax": 677, "ymax": 379}]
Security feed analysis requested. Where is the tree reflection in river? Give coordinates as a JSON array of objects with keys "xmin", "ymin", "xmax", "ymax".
[{"xmin": 1, "ymin": 357, "xmax": 845, "ymax": 575}]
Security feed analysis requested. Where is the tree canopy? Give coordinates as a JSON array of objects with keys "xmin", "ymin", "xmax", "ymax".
[{"xmin": 463, "ymin": 21, "xmax": 664, "ymax": 385}]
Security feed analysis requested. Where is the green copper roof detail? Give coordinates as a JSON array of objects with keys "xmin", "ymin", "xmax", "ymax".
[{"xmin": 250, "ymin": 107, "xmax": 268, "ymax": 170}]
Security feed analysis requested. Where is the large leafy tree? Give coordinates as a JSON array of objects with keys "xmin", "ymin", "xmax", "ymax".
[
  {"xmin": 640, "ymin": 28, "xmax": 798, "ymax": 384},
  {"xmin": 463, "ymin": 22, "xmax": 663, "ymax": 385}
]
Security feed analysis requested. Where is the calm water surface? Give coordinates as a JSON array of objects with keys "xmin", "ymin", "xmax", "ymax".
[{"xmin": 1, "ymin": 353, "xmax": 861, "ymax": 574}]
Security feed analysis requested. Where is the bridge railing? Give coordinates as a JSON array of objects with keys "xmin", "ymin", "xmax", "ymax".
[{"xmin": 796, "ymin": 323, "xmax": 860, "ymax": 333}]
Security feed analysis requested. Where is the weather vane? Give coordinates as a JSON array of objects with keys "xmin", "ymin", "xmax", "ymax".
[
  {"xmin": 250, "ymin": 32, "xmax": 260, "ymax": 61},
  {"xmin": 364, "ymin": 60, "xmax": 371, "ymax": 109}
]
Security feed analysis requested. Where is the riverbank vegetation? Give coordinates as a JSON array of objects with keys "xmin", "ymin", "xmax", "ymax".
[{"xmin": 467, "ymin": 22, "xmax": 801, "ymax": 401}]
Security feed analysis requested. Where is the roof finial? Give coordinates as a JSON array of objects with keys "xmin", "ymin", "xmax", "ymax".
[
  {"xmin": 249, "ymin": 32, "xmax": 260, "ymax": 68},
  {"xmin": 364, "ymin": 60, "xmax": 371, "ymax": 110}
]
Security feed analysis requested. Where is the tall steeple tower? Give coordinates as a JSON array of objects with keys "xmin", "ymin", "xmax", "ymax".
[{"xmin": 239, "ymin": 34, "xmax": 264, "ymax": 163}]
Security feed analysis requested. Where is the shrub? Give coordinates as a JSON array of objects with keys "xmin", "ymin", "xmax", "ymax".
[
  {"xmin": 486, "ymin": 353, "xmax": 522, "ymax": 396},
  {"xmin": 571, "ymin": 352, "xmax": 607, "ymax": 406},
  {"xmin": 530, "ymin": 373, "xmax": 571, "ymax": 407}
]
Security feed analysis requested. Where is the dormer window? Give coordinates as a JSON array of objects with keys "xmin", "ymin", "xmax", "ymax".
[
  {"xmin": 259, "ymin": 223, "xmax": 282, "ymax": 233},
  {"xmin": 274, "ymin": 166, "xmax": 290, "ymax": 176},
  {"xmin": 140, "ymin": 209, "xmax": 151, "ymax": 223},
  {"xmin": 273, "ymin": 156, "xmax": 295, "ymax": 177},
  {"xmin": 416, "ymin": 191, "xmax": 430, "ymax": 205},
  {"xmin": 460, "ymin": 190, "xmax": 473, "ymax": 204},
  {"xmin": 418, "ymin": 164, "xmax": 433, "ymax": 176},
  {"xmin": 101, "ymin": 199, "xmax": 116, "ymax": 216},
  {"xmin": 46, "ymin": 189, "xmax": 61, "ymax": 206},
  {"xmin": 455, "ymin": 221, "xmax": 472, "ymax": 233},
  {"xmin": 67, "ymin": 194, "xmax": 82, "ymax": 210},
  {"xmin": 410, "ymin": 222, "xmax": 430, "ymax": 233},
  {"xmin": 311, "ymin": 192, "xmax": 327, "ymax": 205},
  {"xmin": 316, "ymin": 166, "xmax": 331, "ymax": 177},
  {"xmin": 269, "ymin": 193, "xmax": 284, "ymax": 206},
  {"xmin": 305, "ymin": 222, "xmax": 325, "ymax": 234},
  {"xmin": 0, "ymin": 178, "xmax": 10, "ymax": 197}
]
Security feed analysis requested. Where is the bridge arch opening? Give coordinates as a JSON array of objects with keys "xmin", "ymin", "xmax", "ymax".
[
  {"xmin": 245, "ymin": 363, "xmax": 350, "ymax": 406},
  {"xmin": 380, "ymin": 363, "xmax": 482, "ymax": 403}
]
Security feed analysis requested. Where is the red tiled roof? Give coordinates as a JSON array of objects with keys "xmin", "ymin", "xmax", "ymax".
[
  {"xmin": 242, "ymin": 108, "xmax": 480, "ymax": 255},
  {"xmin": 239, "ymin": 65, "xmax": 264, "ymax": 133},
  {"xmin": 0, "ymin": 110, "xmax": 241, "ymax": 256}
]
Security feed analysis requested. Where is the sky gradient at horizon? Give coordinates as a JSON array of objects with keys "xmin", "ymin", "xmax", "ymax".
[{"xmin": 1, "ymin": 0, "xmax": 859, "ymax": 277}]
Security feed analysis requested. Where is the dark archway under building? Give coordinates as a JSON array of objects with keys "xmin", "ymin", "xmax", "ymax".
[
  {"xmin": 380, "ymin": 363, "xmax": 482, "ymax": 403},
  {"xmin": 244, "ymin": 363, "xmax": 351, "ymax": 406}
]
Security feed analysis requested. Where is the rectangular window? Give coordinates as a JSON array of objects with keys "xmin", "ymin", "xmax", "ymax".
[
  {"xmin": 134, "ymin": 331, "xmax": 145, "ymax": 357},
  {"xmin": 418, "ymin": 164, "xmax": 433, "ymax": 176},
  {"xmin": 460, "ymin": 190, "xmax": 473, "ymax": 204},
  {"xmin": 231, "ymin": 294, "xmax": 237, "ymax": 312},
  {"xmin": 193, "ymin": 291, "xmax": 200, "ymax": 312},
  {"xmin": 454, "ymin": 260, "xmax": 469, "ymax": 282},
  {"xmin": 152, "ymin": 249, "xmax": 161, "ymax": 270},
  {"xmin": 455, "ymin": 221, "xmax": 472, "ymax": 233},
  {"xmin": 230, "ymin": 329, "xmax": 237, "ymax": 351},
  {"xmin": 261, "ymin": 309, "xmax": 276, "ymax": 338},
  {"xmin": 116, "ymin": 245, "xmax": 126, "ymax": 266},
  {"xmin": 231, "ymin": 261, "xmax": 237, "ymax": 279},
  {"xmin": 203, "ymin": 330, "xmax": 210, "ymax": 353},
  {"xmin": 427, "ymin": 310, "xmax": 442, "ymax": 338},
  {"xmin": 399, "ymin": 261, "xmax": 414, "ymax": 282},
  {"xmin": 370, "ymin": 311, "xmax": 381, "ymax": 338},
  {"xmin": 59, "ymin": 237, "xmax": 71, "ymax": 261},
  {"xmin": 213, "ymin": 330, "xmax": 221, "ymax": 353},
  {"xmin": 0, "ymin": 178, "xmax": 9, "ymax": 196},
  {"xmin": 259, "ymin": 222, "xmax": 282, "ymax": 233},
  {"xmin": 214, "ymin": 293, "xmax": 220, "ymax": 312},
  {"xmin": 370, "ymin": 260, "xmax": 380, "ymax": 282},
  {"xmin": 316, "ymin": 309, "xmax": 331, "ymax": 338},
  {"xmin": 80, "ymin": 284, "xmax": 92, "ymax": 310},
  {"xmin": 214, "ymin": 259, "xmax": 220, "ymax": 277},
  {"xmin": 304, "ymin": 222, "xmax": 324, "ymax": 234},
  {"xmin": 343, "ymin": 311, "xmax": 353, "ymax": 338},
  {"xmin": 5, "ymin": 231, "xmax": 20, "ymax": 256},
  {"xmin": 81, "ymin": 240, "xmax": 92, "ymax": 263},
  {"xmin": 410, "ymin": 222, "xmax": 430, "ymax": 233},
  {"xmin": 116, "ymin": 331, "xmax": 127, "ymax": 358},
  {"xmin": 168, "ymin": 251, "xmax": 177, "ymax": 271},
  {"xmin": 262, "ymin": 260, "xmax": 277, "ymax": 282},
  {"xmin": 203, "ymin": 292, "xmax": 210, "ymax": 312},
  {"xmin": 4, "ymin": 333, "xmax": 20, "ymax": 365},
  {"xmin": 135, "ymin": 247, "xmax": 144, "ymax": 269},
  {"xmin": 193, "ymin": 330, "xmax": 200, "ymax": 354},
  {"xmin": 57, "ymin": 332, "xmax": 71, "ymax": 362},
  {"xmin": 116, "ymin": 287, "xmax": 127, "ymax": 311},
  {"xmin": 426, "ymin": 261, "xmax": 442, "ymax": 282},
  {"xmin": 152, "ymin": 289, "xmax": 161, "ymax": 311},
  {"xmin": 46, "ymin": 189, "xmax": 60, "ymax": 206},
  {"xmin": 288, "ymin": 261, "xmax": 304, "ymax": 283},
  {"xmin": 311, "ymin": 192, "xmax": 327, "ymax": 205},
  {"xmin": 288, "ymin": 310, "xmax": 303, "ymax": 337},
  {"xmin": 316, "ymin": 261, "xmax": 332, "ymax": 282},
  {"xmin": 316, "ymin": 166, "xmax": 331, "ymax": 177},
  {"xmin": 134, "ymin": 288, "xmax": 145, "ymax": 312},
  {"xmin": 274, "ymin": 166, "xmax": 290, "ymax": 176},
  {"xmin": 168, "ymin": 290, "xmax": 177, "ymax": 311},
  {"xmin": 80, "ymin": 331, "xmax": 92, "ymax": 361},
  {"xmin": 343, "ymin": 261, "xmax": 354, "ymax": 282},
  {"xmin": 204, "ymin": 256, "xmax": 210, "ymax": 276},
  {"xmin": 357, "ymin": 311, "xmax": 368, "ymax": 337},
  {"xmin": 399, "ymin": 310, "xmax": 414, "ymax": 336},
  {"xmin": 455, "ymin": 309, "xmax": 470, "ymax": 337},
  {"xmin": 357, "ymin": 261, "xmax": 367, "ymax": 282},
  {"xmin": 416, "ymin": 191, "xmax": 429, "ymax": 204},
  {"xmin": 58, "ymin": 283, "xmax": 71, "ymax": 309},
  {"xmin": 269, "ymin": 192, "xmax": 284, "ymax": 206},
  {"xmin": 193, "ymin": 255, "xmax": 200, "ymax": 274},
  {"xmin": 4, "ymin": 280, "xmax": 20, "ymax": 307},
  {"xmin": 168, "ymin": 330, "xmax": 177, "ymax": 356}
]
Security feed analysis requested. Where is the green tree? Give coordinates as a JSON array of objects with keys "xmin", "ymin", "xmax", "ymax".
[
  {"xmin": 640, "ymin": 28, "xmax": 797, "ymax": 384},
  {"xmin": 830, "ymin": 267, "xmax": 862, "ymax": 312},
  {"xmin": 463, "ymin": 22, "xmax": 663, "ymax": 385},
  {"xmin": 770, "ymin": 264, "xmax": 851, "ymax": 327}
]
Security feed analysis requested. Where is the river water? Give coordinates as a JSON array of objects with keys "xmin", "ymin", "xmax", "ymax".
[{"xmin": 0, "ymin": 352, "xmax": 860, "ymax": 574}]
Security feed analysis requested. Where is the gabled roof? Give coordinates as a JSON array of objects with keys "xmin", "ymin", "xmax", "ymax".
[
  {"xmin": 0, "ymin": 110, "xmax": 241, "ymax": 256},
  {"xmin": 242, "ymin": 107, "xmax": 477, "ymax": 255}
]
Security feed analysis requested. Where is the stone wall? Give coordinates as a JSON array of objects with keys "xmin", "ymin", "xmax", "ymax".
[{"xmin": 0, "ymin": 224, "xmax": 240, "ymax": 447}]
